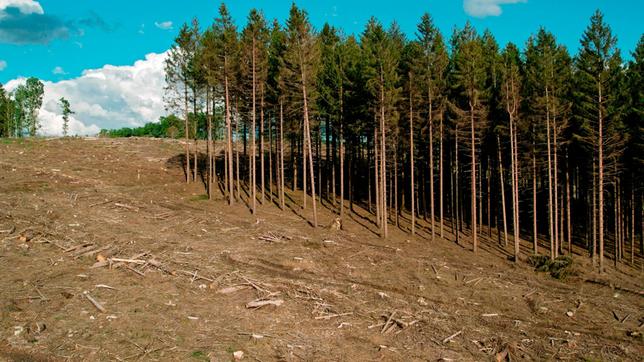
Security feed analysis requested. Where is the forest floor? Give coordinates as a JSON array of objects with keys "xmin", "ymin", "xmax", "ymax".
[{"xmin": 0, "ymin": 137, "xmax": 642, "ymax": 362}]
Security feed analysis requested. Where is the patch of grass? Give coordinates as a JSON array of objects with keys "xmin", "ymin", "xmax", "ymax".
[
  {"xmin": 527, "ymin": 255, "xmax": 576, "ymax": 280},
  {"xmin": 190, "ymin": 350, "xmax": 209, "ymax": 360},
  {"xmin": 190, "ymin": 194, "xmax": 209, "ymax": 201}
]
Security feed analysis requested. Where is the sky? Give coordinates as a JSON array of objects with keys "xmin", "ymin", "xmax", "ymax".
[{"xmin": 0, "ymin": 0, "xmax": 642, "ymax": 135}]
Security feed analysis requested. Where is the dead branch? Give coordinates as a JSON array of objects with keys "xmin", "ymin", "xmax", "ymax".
[{"xmin": 84, "ymin": 291, "xmax": 106, "ymax": 313}]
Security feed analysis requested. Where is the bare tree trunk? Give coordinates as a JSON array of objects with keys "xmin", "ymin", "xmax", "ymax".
[
  {"xmin": 301, "ymin": 62, "xmax": 317, "ymax": 227},
  {"xmin": 184, "ymin": 83, "xmax": 190, "ymax": 183},
  {"xmin": 592, "ymin": 158, "xmax": 597, "ymax": 265},
  {"xmin": 207, "ymin": 87, "xmax": 213, "ymax": 200},
  {"xmin": 225, "ymin": 67, "xmax": 234, "ymax": 205},
  {"xmin": 269, "ymin": 107, "xmax": 273, "ymax": 203},
  {"xmin": 375, "ymin": 126, "xmax": 381, "ymax": 230},
  {"xmin": 439, "ymin": 116, "xmax": 444, "ymax": 240},
  {"xmin": 339, "ymin": 85, "xmax": 345, "ymax": 223},
  {"xmin": 497, "ymin": 135, "xmax": 509, "ymax": 247},
  {"xmin": 631, "ymin": 182, "xmax": 635, "ymax": 264},
  {"xmin": 235, "ymin": 97, "xmax": 241, "ymax": 202},
  {"xmin": 380, "ymin": 74, "xmax": 388, "ymax": 239},
  {"xmin": 511, "ymin": 118, "xmax": 519, "ymax": 260},
  {"xmin": 410, "ymin": 76, "xmax": 415, "ymax": 236},
  {"xmin": 429, "ymin": 93, "xmax": 435, "ymax": 241},
  {"xmin": 455, "ymin": 123, "xmax": 460, "ymax": 245},
  {"xmin": 487, "ymin": 156, "xmax": 491, "ymax": 238},
  {"xmin": 546, "ymin": 87, "xmax": 554, "ymax": 259},
  {"xmin": 533, "ymin": 142, "xmax": 538, "ymax": 254},
  {"xmin": 598, "ymin": 81, "xmax": 605, "ymax": 273},
  {"xmin": 470, "ymin": 101, "xmax": 477, "ymax": 252},
  {"xmin": 566, "ymin": 152, "xmax": 572, "ymax": 255},
  {"xmin": 279, "ymin": 101, "xmax": 285, "ymax": 210},
  {"xmin": 303, "ymin": 119, "xmax": 307, "ymax": 209},
  {"xmin": 260, "ymin": 85, "xmax": 265, "ymax": 205},
  {"xmin": 251, "ymin": 40, "xmax": 257, "ymax": 214},
  {"xmin": 553, "ymin": 96, "xmax": 560, "ymax": 257}
]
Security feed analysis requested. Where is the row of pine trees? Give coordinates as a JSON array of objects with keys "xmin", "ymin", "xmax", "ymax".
[{"xmin": 164, "ymin": 4, "xmax": 643, "ymax": 273}]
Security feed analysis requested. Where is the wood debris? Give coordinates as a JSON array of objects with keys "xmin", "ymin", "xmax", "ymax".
[
  {"xmin": 84, "ymin": 291, "xmax": 106, "ymax": 313},
  {"xmin": 246, "ymin": 299, "xmax": 284, "ymax": 309},
  {"xmin": 442, "ymin": 330, "xmax": 463, "ymax": 344}
]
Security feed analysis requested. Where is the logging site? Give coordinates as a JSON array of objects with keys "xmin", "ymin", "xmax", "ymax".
[{"xmin": 0, "ymin": 0, "xmax": 643, "ymax": 361}]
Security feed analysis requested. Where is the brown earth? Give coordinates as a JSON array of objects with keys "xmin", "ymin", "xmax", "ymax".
[{"xmin": 0, "ymin": 137, "xmax": 642, "ymax": 361}]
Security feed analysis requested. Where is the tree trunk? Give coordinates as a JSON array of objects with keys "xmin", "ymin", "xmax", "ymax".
[
  {"xmin": 410, "ymin": 76, "xmax": 415, "ymax": 236},
  {"xmin": 497, "ymin": 135, "xmax": 509, "ymax": 247},
  {"xmin": 184, "ymin": 82, "xmax": 190, "ymax": 183},
  {"xmin": 470, "ymin": 101, "xmax": 477, "ymax": 252},
  {"xmin": 301, "ymin": 60, "xmax": 317, "ymax": 227},
  {"xmin": 339, "ymin": 84, "xmax": 345, "ymax": 223},
  {"xmin": 429, "ymin": 92, "xmax": 435, "ymax": 241},
  {"xmin": 533, "ymin": 142, "xmax": 538, "ymax": 254},
  {"xmin": 225, "ymin": 67, "xmax": 234, "ymax": 205},
  {"xmin": 546, "ymin": 87, "xmax": 554, "ymax": 259},
  {"xmin": 207, "ymin": 87, "xmax": 213, "ymax": 200},
  {"xmin": 251, "ymin": 39, "xmax": 257, "ymax": 214},
  {"xmin": 439, "ymin": 115, "xmax": 444, "ymax": 240},
  {"xmin": 235, "ymin": 97, "xmax": 241, "ymax": 202},
  {"xmin": 260, "ymin": 85, "xmax": 265, "ymax": 205},
  {"xmin": 280, "ymin": 101, "xmax": 286, "ymax": 210},
  {"xmin": 380, "ymin": 73, "xmax": 388, "ymax": 238},
  {"xmin": 598, "ymin": 81, "xmax": 604, "ymax": 273},
  {"xmin": 566, "ymin": 151, "xmax": 572, "ymax": 255}
]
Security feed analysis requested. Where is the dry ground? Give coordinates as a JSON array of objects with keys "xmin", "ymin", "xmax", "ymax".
[{"xmin": 0, "ymin": 137, "xmax": 642, "ymax": 361}]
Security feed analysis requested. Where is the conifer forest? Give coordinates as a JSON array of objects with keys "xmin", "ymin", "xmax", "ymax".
[{"xmin": 165, "ymin": 4, "xmax": 643, "ymax": 272}]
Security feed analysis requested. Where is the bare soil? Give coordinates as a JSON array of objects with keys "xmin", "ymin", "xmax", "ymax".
[{"xmin": 0, "ymin": 137, "xmax": 642, "ymax": 361}]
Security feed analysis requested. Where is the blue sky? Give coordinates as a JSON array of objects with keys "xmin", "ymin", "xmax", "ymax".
[
  {"xmin": 0, "ymin": 0, "xmax": 641, "ymax": 136},
  {"xmin": 1, "ymin": 0, "xmax": 642, "ymax": 83}
]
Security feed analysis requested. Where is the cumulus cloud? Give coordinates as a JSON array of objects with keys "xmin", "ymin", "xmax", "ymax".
[
  {"xmin": 0, "ymin": 0, "xmax": 112, "ymax": 44},
  {"xmin": 0, "ymin": 0, "xmax": 43, "ymax": 17},
  {"xmin": 5, "ymin": 51, "xmax": 168, "ymax": 136},
  {"xmin": 0, "ymin": 59, "xmax": 6, "ymax": 71},
  {"xmin": 154, "ymin": 21, "xmax": 173, "ymax": 30},
  {"xmin": 463, "ymin": 0, "xmax": 526, "ymax": 18}
]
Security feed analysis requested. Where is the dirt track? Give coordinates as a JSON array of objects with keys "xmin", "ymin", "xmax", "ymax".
[{"xmin": 0, "ymin": 137, "xmax": 642, "ymax": 361}]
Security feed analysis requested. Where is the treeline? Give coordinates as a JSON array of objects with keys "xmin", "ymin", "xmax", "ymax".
[
  {"xmin": 100, "ymin": 115, "xmax": 193, "ymax": 138},
  {"xmin": 0, "ymin": 77, "xmax": 45, "ymax": 137},
  {"xmin": 165, "ymin": 3, "xmax": 643, "ymax": 273}
]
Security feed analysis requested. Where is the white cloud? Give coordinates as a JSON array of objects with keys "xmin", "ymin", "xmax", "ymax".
[
  {"xmin": 463, "ymin": 0, "xmax": 526, "ymax": 17},
  {"xmin": 52, "ymin": 66, "xmax": 66, "ymax": 75},
  {"xmin": 0, "ymin": 0, "xmax": 43, "ymax": 18},
  {"xmin": 5, "ymin": 51, "xmax": 168, "ymax": 136},
  {"xmin": 0, "ymin": 59, "xmax": 6, "ymax": 71},
  {"xmin": 154, "ymin": 21, "xmax": 173, "ymax": 30}
]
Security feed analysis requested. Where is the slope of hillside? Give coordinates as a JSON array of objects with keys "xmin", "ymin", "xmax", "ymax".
[{"xmin": 0, "ymin": 138, "xmax": 642, "ymax": 361}]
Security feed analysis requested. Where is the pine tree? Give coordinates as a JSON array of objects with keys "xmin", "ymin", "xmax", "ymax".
[
  {"xmin": 574, "ymin": 10, "xmax": 623, "ymax": 272},
  {"xmin": 165, "ymin": 23, "xmax": 199, "ymax": 183},
  {"xmin": 416, "ymin": 13, "xmax": 448, "ymax": 241},
  {"xmin": 214, "ymin": 3, "xmax": 239, "ymax": 204},
  {"xmin": 361, "ymin": 17, "xmax": 402, "ymax": 238},
  {"xmin": 241, "ymin": 9, "xmax": 269, "ymax": 214},
  {"xmin": 450, "ymin": 23, "xmax": 488, "ymax": 252},
  {"xmin": 283, "ymin": 4, "xmax": 319, "ymax": 227}
]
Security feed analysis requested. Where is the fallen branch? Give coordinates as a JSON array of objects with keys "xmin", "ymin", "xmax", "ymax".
[
  {"xmin": 84, "ymin": 291, "xmax": 106, "ymax": 313},
  {"xmin": 246, "ymin": 299, "xmax": 284, "ymax": 309},
  {"xmin": 442, "ymin": 330, "xmax": 463, "ymax": 344},
  {"xmin": 114, "ymin": 203, "xmax": 139, "ymax": 211},
  {"xmin": 381, "ymin": 311, "xmax": 396, "ymax": 334},
  {"xmin": 109, "ymin": 258, "xmax": 146, "ymax": 265},
  {"xmin": 315, "ymin": 312, "xmax": 353, "ymax": 320}
]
